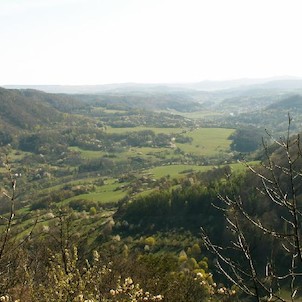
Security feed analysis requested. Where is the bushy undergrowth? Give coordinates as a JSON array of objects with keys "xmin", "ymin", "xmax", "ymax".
[{"xmin": 0, "ymin": 242, "xmax": 235, "ymax": 302}]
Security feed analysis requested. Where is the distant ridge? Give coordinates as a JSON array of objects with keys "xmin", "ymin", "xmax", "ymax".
[
  {"xmin": 4, "ymin": 76, "xmax": 302, "ymax": 94},
  {"xmin": 0, "ymin": 87, "xmax": 85, "ymax": 131},
  {"xmin": 266, "ymin": 94, "xmax": 302, "ymax": 111},
  {"xmin": 248, "ymin": 79, "xmax": 302, "ymax": 90}
]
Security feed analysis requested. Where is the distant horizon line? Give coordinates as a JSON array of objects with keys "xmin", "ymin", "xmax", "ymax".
[{"xmin": 2, "ymin": 75, "xmax": 302, "ymax": 87}]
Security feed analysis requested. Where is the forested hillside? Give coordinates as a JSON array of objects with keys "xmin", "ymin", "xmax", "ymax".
[{"xmin": 0, "ymin": 88, "xmax": 62, "ymax": 130}]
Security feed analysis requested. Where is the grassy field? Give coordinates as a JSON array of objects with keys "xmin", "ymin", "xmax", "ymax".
[
  {"xmin": 50, "ymin": 161, "xmax": 258, "ymax": 206},
  {"xmin": 69, "ymin": 146, "xmax": 106, "ymax": 159},
  {"xmin": 62, "ymin": 188, "xmax": 126, "ymax": 204},
  {"xmin": 68, "ymin": 128, "xmax": 235, "ymax": 162},
  {"xmin": 105, "ymin": 127, "xmax": 235, "ymax": 158},
  {"xmin": 91, "ymin": 107, "xmax": 127, "ymax": 114},
  {"xmin": 146, "ymin": 164, "xmax": 213, "ymax": 179},
  {"xmin": 177, "ymin": 128, "xmax": 235, "ymax": 156},
  {"xmin": 61, "ymin": 178, "xmax": 127, "ymax": 205},
  {"xmin": 174, "ymin": 111, "xmax": 224, "ymax": 119},
  {"xmin": 121, "ymin": 147, "xmax": 164, "ymax": 159},
  {"xmin": 70, "ymin": 145, "xmax": 177, "ymax": 162},
  {"xmin": 146, "ymin": 161, "xmax": 255, "ymax": 179},
  {"xmin": 106, "ymin": 126, "xmax": 187, "ymax": 135}
]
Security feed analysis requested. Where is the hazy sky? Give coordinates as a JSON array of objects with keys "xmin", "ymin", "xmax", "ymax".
[{"xmin": 1, "ymin": 0, "xmax": 302, "ymax": 85}]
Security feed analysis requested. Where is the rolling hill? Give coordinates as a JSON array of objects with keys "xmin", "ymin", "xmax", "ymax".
[{"xmin": 0, "ymin": 87, "xmax": 89, "ymax": 132}]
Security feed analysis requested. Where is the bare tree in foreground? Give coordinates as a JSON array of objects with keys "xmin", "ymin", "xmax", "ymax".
[
  {"xmin": 202, "ymin": 117, "xmax": 302, "ymax": 302},
  {"xmin": 0, "ymin": 156, "xmax": 37, "ymax": 295}
]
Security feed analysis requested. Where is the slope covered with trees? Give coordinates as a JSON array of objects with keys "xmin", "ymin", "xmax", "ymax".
[{"xmin": 0, "ymin": 88, "xmax": 63, "ymax": 130}]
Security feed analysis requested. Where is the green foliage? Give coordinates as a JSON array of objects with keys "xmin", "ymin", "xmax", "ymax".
[
  {"xmin": 0, "ymin": 131, "xmax": 12, "ymax": 147},
  {"xmin": 229, "ymin": 127, "xmax": 265, "ymax": 152},
  {"xmin": 69, "ymin": 199, "xmax": 98, "ymax": 212},
  {"xmin": 145, "ymin": 236, "xmax": 156, "ymax": 246},
  {"xmin": 120, "ymin": 177, "xmax": 225, "ymax": 233},
  {"xmin": 89, "ymin": 206, "xmax": 97, "ymax": 215},
  {"xmin": 31, "ymin": 247, "xmax": 164, "ymax": 302},
  {"xmin": 191, "ymin": 243, "xmax": 201, "ymax": 257},
  {"xmin": 19, "ymin": 134, "xmax": 41, "ymax": 153}
]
